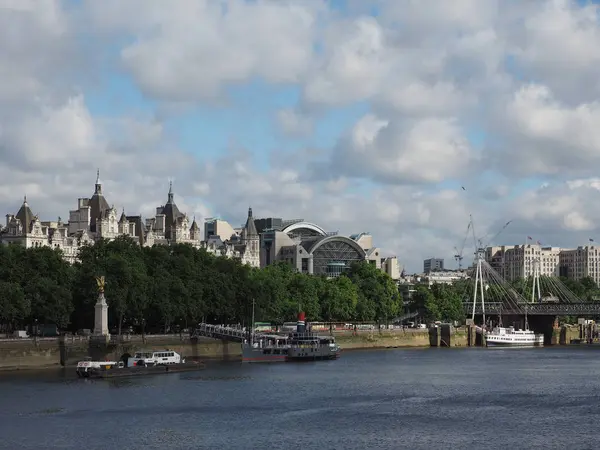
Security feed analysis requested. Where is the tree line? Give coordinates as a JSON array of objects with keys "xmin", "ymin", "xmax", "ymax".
[
  {"xmin": 5, "ymin": 235, "xmax": 593, "ymax": 334},
  {"xmin": 0, "ymin": 236, "xmax": 402, "ymax": 335}
]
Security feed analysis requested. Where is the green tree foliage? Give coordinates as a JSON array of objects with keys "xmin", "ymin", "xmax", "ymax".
[
  {"xmin": 0, "ymin": 239, "xmax": 403, "ymax": 333},
  {"xmin": 347, "ymin": 262, "xmax": 401, "ymax": 324}
]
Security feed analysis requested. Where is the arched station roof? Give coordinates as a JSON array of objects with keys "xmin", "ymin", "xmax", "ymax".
[
  {"xmin": 281, "ymin": 221, "xmax": 327, "ymax": 236},
  {"xmin": 306, "ymin": 235, "xmax": 366, "ymax": 258}
]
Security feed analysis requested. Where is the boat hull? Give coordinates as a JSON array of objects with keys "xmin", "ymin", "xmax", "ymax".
[
  {"xmin": 241, "ymin": 345, "xmax": 341, "ymax": 363},
  {"xmin": 286, "ymin": 347, "xmax": 341, "ymax": 361},
  {"xmin": 78, "ymin": 362, "xmax": 204, "ymax": 379},
  {"xmin": 286, "ymin": 352, "xmax": 340, "ymax": 361},
  {"xmin": 242, "ymin": 345, "xmax": 288, "ymax": 363},
  {"xmin": 486, "ymin": 340, "xmax": 544, "ymax": 348}
]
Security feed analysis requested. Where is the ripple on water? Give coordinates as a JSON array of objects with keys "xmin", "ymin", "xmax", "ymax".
[{"xmin": 0, "ymin": 348, "xmax": 599, "ymax": 450}]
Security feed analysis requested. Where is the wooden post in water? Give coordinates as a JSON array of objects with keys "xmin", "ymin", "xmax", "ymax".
[{"xmin": 428, "ymin": 326, "xmax": 439, "ymax": 347}]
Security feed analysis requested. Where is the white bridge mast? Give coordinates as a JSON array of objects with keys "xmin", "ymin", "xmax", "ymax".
[
  {"xmin": 470, "ymin": 215, "xmax": 486, "ymax": 326},
  {"xmin": 531, "ymin": 258, "xmax": 541, "ymax": 303}
]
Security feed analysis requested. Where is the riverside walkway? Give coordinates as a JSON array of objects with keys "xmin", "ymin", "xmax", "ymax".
[{"xmin": 191, "ymin": 323, "xmax": 271, "ymax": 343}]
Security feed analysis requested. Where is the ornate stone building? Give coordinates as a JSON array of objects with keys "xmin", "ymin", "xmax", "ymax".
[
  {"xmin": 0, "ymin": 173, "xmax": 261, "ymax": 268},
  {"xmin": 2, "ymin": 195, "xmax": 94, "ymax": 263}
]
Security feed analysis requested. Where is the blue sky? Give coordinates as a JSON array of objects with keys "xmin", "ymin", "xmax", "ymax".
[{"xmin": 3, "ymin": 0, "xmax": 600, "ymax": 272}]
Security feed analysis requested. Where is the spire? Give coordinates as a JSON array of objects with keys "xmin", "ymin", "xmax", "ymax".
[
  {"xmin": 23, "ymin": 195, "xmax": 27, "ymax": 205},
  {"xmin": 190, "ymin": 215, "xmax": 199, "ymax": 231},
  {"xmin": 244, "ymin": 206, "xmax": 258, "ymax": 237},
  {"xmin": 167, "ymin": 181, "xmax": 174, "ymax": 203},
  {"xmin": 95, "ymin": 168, "xmax": 102, "ymax": 194}
]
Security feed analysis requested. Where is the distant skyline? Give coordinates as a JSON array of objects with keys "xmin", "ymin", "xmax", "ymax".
[{"xmin": 3, "ymin": 1, "xmax": 600, "ymax": 272}]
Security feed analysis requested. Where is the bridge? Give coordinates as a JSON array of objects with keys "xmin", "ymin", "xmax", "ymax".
[
  {"xmin": 191, "ymin": 323, "xmax": 271, "ymax": 343},
  {"xmin": 464, "ymin": 302, "xmax": 600, "ymax": 316},
  {"xmin": 466, "ymin": 258, "xmax": 600, "ymax": 318}
]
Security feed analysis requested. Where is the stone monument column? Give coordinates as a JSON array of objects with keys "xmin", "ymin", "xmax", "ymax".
[
  {"xmin": 308, "ymin": 255, "xmax": 314, "ymax": 274},
  {"xmin": 93, "ymin": 276, "xmax": 109, "ymax": 337}
]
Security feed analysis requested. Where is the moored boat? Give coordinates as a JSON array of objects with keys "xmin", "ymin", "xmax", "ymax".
[
  {"xmin": 485, "ymin": 326, "xmax": 544, "ymax": 348},
  {"xmin": 242, "ymin": 312, "xmax": 341, "ymax": 363},
  {"xmin": 242, "ymin": 335, "xmax": 289, "ymax": 363},
  {"xmin": 76, "ymin": 349, "xmax": 202, "ymax": 378},
  {"xmin": 76, "ymin": 357, "xmax": 119, "ymax": 377}
]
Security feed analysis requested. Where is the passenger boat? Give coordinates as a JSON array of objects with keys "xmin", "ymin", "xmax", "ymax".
[
  {"xmin": 485, "ymin": 326, "xmax": 544, "ymax": 348},
  {"xmin": 242, "ymin": 312, "xmax": 341, "ymax": 363}
]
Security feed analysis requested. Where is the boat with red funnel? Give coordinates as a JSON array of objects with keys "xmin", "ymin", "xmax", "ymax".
[{"xmin": 241, "ymin": 312, "xmax": 341, "ymax": 363}]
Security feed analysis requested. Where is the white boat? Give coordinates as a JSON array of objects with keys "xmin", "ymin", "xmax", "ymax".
[
  {"xmin": 485, "ymin": 326, "xmax": 544, "ymax": 348},
  {"xmin": 76, "ymin": 356, "xmax": 121, "ymax": 377},
  {"xmin": 127, "ymin": 349, "xmax": 184, "ymax": 367}
]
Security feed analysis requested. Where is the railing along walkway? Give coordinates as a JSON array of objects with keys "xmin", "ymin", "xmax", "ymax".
[{"xmin": 192, "ymin": 323, "xmax": 270, "ymax": 343}]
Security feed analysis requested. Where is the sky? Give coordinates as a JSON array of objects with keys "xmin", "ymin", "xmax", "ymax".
[{"xmin": 2, "ymin": 0, "xmax": 600, "ymax": 273}]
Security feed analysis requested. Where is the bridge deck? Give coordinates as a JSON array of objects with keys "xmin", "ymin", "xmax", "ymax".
[
  {"xmin": 464, "ymin": 302, "xmax": 600, "ymax": 315},
  {"xmin": 192, "ymin": 323, "xmax": 271, "ymax": 343}
]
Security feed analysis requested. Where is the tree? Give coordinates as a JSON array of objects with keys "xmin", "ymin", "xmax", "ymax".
[
  {"xmin": 0, "ymin": 281, "xmax": 29, "ymax": 328},
  {"xmin": 430, "ymin": 283, "xmax": 464, "ymax": 323},
  {"xmin": 318, "ymin": 275, "xmax": 358, "ymax": 323},
  {"xmin": 347, "ymin": 262, "xmax": 400, "ymax": 326},
  {"xmin": 410, "ymin": 285, "xmax": 436, "ymax": 322}
]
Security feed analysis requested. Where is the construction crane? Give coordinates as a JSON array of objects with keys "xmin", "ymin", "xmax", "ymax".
[
  {"xmin": 481, "ymin": 219, "xmax": 513, "ymax": 249},
  {"xmin": 454, "ymin": 220, "xmax": 472, "ymax": 270}
]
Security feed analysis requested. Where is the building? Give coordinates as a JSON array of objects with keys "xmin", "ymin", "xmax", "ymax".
[
  {"xmin": 424, "ymin": 258, "xmax": 444, "ymax": 273},
  {"xmin": 204, "ymin": 218, "xmax": 238, "ymax": 242},
  {"xmin": 3, "ymin": 195, "xmax": 95, "ymax": 263},
  {"xmin": 556, "ymin": 246, "xmax": 600, "ymax": 285},
  {"xmin": 423, "ymin": 270, "xmax": 468, "ymax": 286},
  {"xmin": 258, "ymin": 218, "xmax": 383, "ymax": 277},
  {"xmin": 485, "ymin": 244, "xmax": 600, "ymax": 286},
  {"xmin": 0, "ymin": 174, "xmax": 395, "ymax": 274},
  {"xmin": 381, "ymin": 256, "xmax": 402, "ymax": 280},
  {"xmin": 0, "ymin": 173, "xmax": 261, "ymax": 268}
]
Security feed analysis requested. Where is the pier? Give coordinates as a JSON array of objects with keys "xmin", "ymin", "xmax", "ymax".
[{"xmin": 191, "ymin": 323, "xmax": 270, "ymax": 343}]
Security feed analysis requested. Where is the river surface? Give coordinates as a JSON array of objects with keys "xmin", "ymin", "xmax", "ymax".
[{"xmin": 0, "ymin": 347, "xmax": 599, "ymax": 449}]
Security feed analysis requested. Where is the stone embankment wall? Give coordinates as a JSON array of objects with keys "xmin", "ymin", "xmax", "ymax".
[
  {"xmin": 337, "ymin": 329, "xmax": 439, "ymax": 349},
  {"xmin": 0, "ymin": 335, "xmax": 241, "ymax": 370},
  {"xmin": 0, "ymin": 325, "xmax": 584, "ymax": 370}
]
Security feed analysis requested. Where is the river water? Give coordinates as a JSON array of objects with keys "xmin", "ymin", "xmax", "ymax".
[{"xmin": 0, "ymin": 347, "xmax": 599, "ymax": 450}]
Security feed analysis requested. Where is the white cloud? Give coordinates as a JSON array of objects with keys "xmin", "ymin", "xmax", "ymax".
[
  {"xmin": 86, "ymin": 0, "xmax": 322, "ymax": 101},
  {"xmin": 491, "ymin": 84, "xmax": 600, "ymax": 177},
  {"xmin": 328, "ymin": 114, "xmax": 475, "ymax": 184},
  {"xmin": 4, "ymin": 0, "xmax": 600, "ymax": 273}
]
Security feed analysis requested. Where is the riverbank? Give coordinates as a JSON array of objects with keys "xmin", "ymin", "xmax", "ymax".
[
  {"xmin": 0, "ymin": 331, "xmax": 443, "ymax": 371},
  {"xmin": 0, "ymin": 326, "xmax": 582, "ymax": 371}
]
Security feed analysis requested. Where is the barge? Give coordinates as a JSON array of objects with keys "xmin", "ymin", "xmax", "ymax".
[{"xmin": 76, "ymin": 350, "xmax": 204, "ymax": 379}]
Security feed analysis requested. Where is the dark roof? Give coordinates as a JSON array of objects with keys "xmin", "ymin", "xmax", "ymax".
[
  {"xmin": 16, "ymin": 196, "xmax": 33, "ymax": 232},
  {"xmin": 206, "ymin": 236, "xmax": 225, "ymax": 247},
  {"xmin": 89, "ymin": 170, "xmax": 110, "ymax": 232},
  {"xmin": 162, "ymin": 182, "xmax": 184, "ymax": 239},
  {"xmin": 244, "ymin": 207, "xmax": 258, "ymax": 237}
]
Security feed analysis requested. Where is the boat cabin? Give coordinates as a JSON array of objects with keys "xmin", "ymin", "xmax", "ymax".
[{"xmin": 127, "ymin": 350, "xmax": 183, "ymax": 367}]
